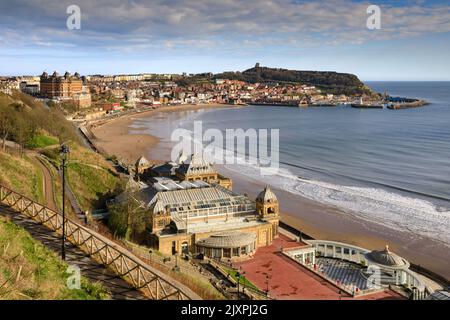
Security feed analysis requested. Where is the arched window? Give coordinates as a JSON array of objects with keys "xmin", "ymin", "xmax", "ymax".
[{"xmin": 181, "ymin": 241, "xmax": 189, "ymax": 255}]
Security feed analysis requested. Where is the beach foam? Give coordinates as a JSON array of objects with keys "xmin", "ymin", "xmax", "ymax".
[{"xmin": 224, "ymin": 160, "xmax": 450, "ymax": 248}]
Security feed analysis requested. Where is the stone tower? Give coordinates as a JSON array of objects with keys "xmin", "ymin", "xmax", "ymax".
[
  {"xmin": 256, "ymin": 186, "xmax": 279, "ymax": 238},
  {"xmin": 150, "ymin": 198, "xmax": 171, "ymax": 233}
]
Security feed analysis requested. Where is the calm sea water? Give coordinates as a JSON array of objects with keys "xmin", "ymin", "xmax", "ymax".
[{"xmin": 132, "ymin": 82, "xmax": 450, "ymax": 246}]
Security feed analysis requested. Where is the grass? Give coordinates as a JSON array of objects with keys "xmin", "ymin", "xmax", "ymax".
[
  {"xmin": 222, "ymin": 266, "xmax": 259, "ymax": 291},
  {"xmin": 0, "ymin": 218, "xmax": 110, "ymax": 300},
  {"xmin": 0, "ymin": 152, "xmax": 44, "ymax": 203},
  {"xmin": 26, "ymin": 134, "xmax": 59, "ymax": 149},
  {"xmin": 41, "ymin": 144, "xmax": 122, "ymax": 211}
]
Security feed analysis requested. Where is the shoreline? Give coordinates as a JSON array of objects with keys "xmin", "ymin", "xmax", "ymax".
[
  {"xmin": 89, "ymin": 103, "xmax": 234, "ymax": 164},
  {"xmin": 89, "ymin": 104, "xmax": 450, "ymax": 281}
]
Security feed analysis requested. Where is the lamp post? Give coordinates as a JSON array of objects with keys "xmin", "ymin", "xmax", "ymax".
[
  {"xmin": 173, "ymin": 250, "xmax": 179, "ymax": 271},
  {"xmin": 60, "ymin": 144, "xmax": 70, "ymax": 261},
  {"xmin": 241, "ymin": 269, "xmax": 246, "ymax": 293},
  {"xmin": 236, "ymin": 271, "xmax": 241, "ymax": 299},
  {"xmin": 266, "ymin": 275, "xmax": 270, "ymax": 296}
]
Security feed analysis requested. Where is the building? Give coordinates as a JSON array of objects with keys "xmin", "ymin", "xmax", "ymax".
[
  {"xmin": 40, "ymin": 71, "xmax": 91, "ymax": 108},
  {"xmin": 122, "ymin": 154, "xmax": 279, "ymax": 259},
  {"xmin": 142, "ymin": 178, "xmax": 279, "ymax": 258},
  {"xmin": 283, "ymin": 240, "xmax": 433, "ymax": 299},
  {"xmin": 40, "ymin": 71, "xmax": 83, "ymax": 98},
  {"xmin": 174, "ymin": 154, "xmax": 232, "ymax": 190}
]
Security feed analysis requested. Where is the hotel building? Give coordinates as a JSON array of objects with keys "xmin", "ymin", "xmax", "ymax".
[{"xmin": 40, "ymin": 71, "xmax": 91, "ymax": 108}]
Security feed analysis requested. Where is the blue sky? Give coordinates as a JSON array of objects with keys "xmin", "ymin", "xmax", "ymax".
[{"xmin": 1, "ymin": 0, "xmax": 449, "ymax": 80}]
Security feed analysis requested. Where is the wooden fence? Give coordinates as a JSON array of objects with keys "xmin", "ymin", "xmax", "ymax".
[{"xmin": 0, "ymin": 184, "xmax": 201, "ymax": 300}]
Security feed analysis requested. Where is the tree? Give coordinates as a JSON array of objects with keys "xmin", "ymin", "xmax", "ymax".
[
  {"xmin": 107, "ymin": 190, "xmax": 147, "ymax": 241},
  {"xmin": 0, "ymin": 104, "xmax": 15, "ymax": 152}
]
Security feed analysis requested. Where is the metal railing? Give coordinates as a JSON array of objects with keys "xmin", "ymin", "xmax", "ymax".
[{"xmin": 0, "ymin": 184, "xmax": 200, "ymax": 300}]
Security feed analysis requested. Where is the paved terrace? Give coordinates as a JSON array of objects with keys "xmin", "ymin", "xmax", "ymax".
[{"xmin": 235, "ymin": 235, "xmax": 405, "ymax": 300}]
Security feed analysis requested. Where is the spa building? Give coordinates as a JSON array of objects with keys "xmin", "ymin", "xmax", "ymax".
[{"xmin": 127, "ymin": 154, "xmax": 279, "ymax": 259}]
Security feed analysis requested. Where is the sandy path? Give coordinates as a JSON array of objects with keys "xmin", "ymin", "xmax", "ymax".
[{"xmin": 29, "ymin": 153, "xmax": 58, "ymax": 212}]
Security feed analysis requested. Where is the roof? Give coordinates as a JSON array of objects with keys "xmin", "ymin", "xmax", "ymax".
[
  {"xmin": 138, "ymin": 178, "xmax": 257, "ymax": 231},
  {"xmin": 151, "ymin": 162, "xmax": 178, "ymax": 176},
  {"xmin": 176, "ymin": 153, "xmax": 216, "ymax": 176},
  {"xmin": 136, "ymin": 156, "xmax": 150, "ymax": 167},
  {"xmin": 152, "ymin": 177, "xmax": 210, "ymax": 192},
  {"xmin": 196, "ymin": 231, "xmax": 256, "ymax": 248},
  {"xmin": 147, "ymin": 183, "xmax": 249, "ymax": 208},
  {"xmin": 425, "ymin": 291, "xmax": 450, "ymax": 300},
  {"xmin": 150, "ymin": 197, "xmax": 166, "ymax": 215},
  {"xmin": 256, "ymin": 186, "xmax": 278, "ymax": 202},
  {"xmin": 365, "ymin": 245, "xmax": 408, "ymax": 268}
]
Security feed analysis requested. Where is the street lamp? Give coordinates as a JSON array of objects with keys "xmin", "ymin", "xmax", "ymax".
[
  {"xmin": 60, "ymin": 144, "xmax": 70, "ymax": 261},
  {"xmin": 241, "ymin": 270, "xmax": 246, "ymax": 293},
  {"xmin": 236, "ymin": 271, "xmax": 241, "ymax": 298},
  {"xmin": 173, "ymin": 250, "xmax": 179, "ymax": 271}
]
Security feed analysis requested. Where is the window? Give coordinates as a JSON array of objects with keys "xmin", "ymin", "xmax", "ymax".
[
  {"xmin": 223, "ymin": 248, "xmax": 231, "ymax": 258},
  {"xmin": 181, "ymin": 242, "xmax": 189, "ymax": 255}
]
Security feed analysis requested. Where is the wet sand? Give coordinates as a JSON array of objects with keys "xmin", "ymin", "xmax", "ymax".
[{"xmin": 90, "ymin": 105, "xmax": 450, "ymax": 280}]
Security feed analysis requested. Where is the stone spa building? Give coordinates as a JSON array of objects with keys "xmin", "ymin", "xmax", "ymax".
[{"xmin": 124, "ymin": 153, "xmax": 280, "ymax": 259}]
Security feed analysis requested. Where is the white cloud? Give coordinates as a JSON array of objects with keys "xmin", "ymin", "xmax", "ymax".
[{"xmin": 0, "ymin": 0, "xmax": 449, "ymax": 52}]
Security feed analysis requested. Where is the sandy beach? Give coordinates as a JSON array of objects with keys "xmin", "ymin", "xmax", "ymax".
[
  {"xmin": 89, "ymin": 104, "xmax": 230, "ymax": 164},
  {"xmin": 90, "ymin": 104, "xmax": 450, "ymax": 280}
]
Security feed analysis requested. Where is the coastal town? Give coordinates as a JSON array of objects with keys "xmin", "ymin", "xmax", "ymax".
[
  {"xmin": 0, "ymin": 64, "xmax": 446, "ymax": 303},
  {"xmin": 0, "ymin": 64, "xmax": 427, "ymax": 123},
  {"xmin": 1, "ymin": 1, "xmax": 449, "ymax": 315}
]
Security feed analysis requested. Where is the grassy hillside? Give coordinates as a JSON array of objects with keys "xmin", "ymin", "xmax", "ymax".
[
  {"xmin": 0, "ymin": 91, "xmax": 122, "ymax": 212},
  {"xmin": 0, "ymin": 92, "xmax": 120, "ymax": 300},
  {"xmin": 41, "ymin": 144, "xmax": 122, "ymax": 211},
  {"xmin": 0, "ymin": 152, "xmax": 44, "ymax": 203},
  {"xmin": 0, "ymin": 217, "xmax": 110, "ymax": 300}
]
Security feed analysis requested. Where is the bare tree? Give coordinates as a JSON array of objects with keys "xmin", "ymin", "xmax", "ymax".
[{"xmin": 0, "ymin": 104, "xmax": 15, "ymax": 152}]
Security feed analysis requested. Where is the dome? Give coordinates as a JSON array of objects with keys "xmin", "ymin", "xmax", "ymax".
[
  {"xmin": 41, "ymin": 71, "xmax": 48, "ymax": 78},
  {"xmin": 365, "ymin": 245, "xmax": 408, "ymax": 268},
  {"xmin": 64, "ymin": 71, "xmax": 71, "ymax": 78},
  {"xmin": 256, "ymin": 186, "xmax": 277, "ymax": 202},
  {"xmin": 52, "ymin": 71, "xmax": 60, "ymax": 77},
  {"xmin": 196, "ymin": 231, "xmax": 256, "ymax": 249}
]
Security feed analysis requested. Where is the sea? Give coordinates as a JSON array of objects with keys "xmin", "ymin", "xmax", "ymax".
[{"xmin": 130, "ymin": 82, "xmax": 450, "ymax": 248}]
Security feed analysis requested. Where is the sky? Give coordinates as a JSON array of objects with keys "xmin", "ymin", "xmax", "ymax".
[{"xmin": 0, "ymin": 0, "xmax": 449, "ymax": 80}]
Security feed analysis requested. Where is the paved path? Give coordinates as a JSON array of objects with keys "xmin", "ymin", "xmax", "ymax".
[
  {"xmin": 0, "ymin": 204, "xmax": 146, "ymax": 300},
  {"xmin": 29, "ymin": 154, "xmax": 58, "ymax": 212}
]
